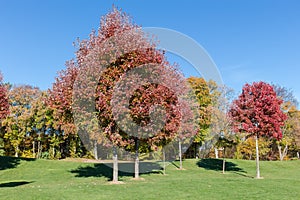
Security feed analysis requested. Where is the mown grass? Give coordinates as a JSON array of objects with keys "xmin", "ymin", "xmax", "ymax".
[{"xmin": 0, "ymin": 156, "xmax": 299, "ymax": 200}]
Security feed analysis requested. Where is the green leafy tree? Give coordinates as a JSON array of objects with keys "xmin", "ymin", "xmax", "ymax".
[
  {"xmin": 285, "ymin": 108, "xmax": 300, "ymax": 159},
  {"xmin": 185, "ymin": 77, "xmax": 212, "ymax": 160},
  {"xmin": 3, "ymin": 85, "xmax": 40, "ymax": 157},
  {"xmin": 276, "ymin": 106, "xmax": 299, "ymax": 160},
  {"xmin": 187, "ymin": 77, "xmax": 212, "ymax": 143},
  {"xmin": 272, "ymin": 84, "xmax": 299, "ymax": 160},
  {"xmin": 235, "ymin": 137, "xmax": 272, "ymax": 160},
  {"xmin": 30, "ymin": 91, "xmax": 55, "ymax": 158}
]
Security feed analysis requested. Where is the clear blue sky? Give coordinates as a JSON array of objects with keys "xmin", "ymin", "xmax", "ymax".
[{"xmin": 1, "ymin": 0, "xmax": 299, "ymax": 101}]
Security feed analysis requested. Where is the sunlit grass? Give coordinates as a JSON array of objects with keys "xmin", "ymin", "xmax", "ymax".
[{"xmin": 0, "ymin": 156, "xmax": 299, "ymax": 200}]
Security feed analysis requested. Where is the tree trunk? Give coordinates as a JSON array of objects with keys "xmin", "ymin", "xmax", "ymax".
[
  {"xmin": 73, "ymin": 141, "xmax": 77, "ymax": 157},
  {"xmin": 94, "ymin": 140, "xmax": 98, "ymax": 160},
  {"xmin": 162, "ymin": 148, "xmax": 166, "ymax": 175},
  {"xmin": 37, "ymin": 141, "xmax": 41, "ymax": 159},
  {"xmin": 112, "ymin": 146, "xmax": 118, "ymax": 182},
  {"xmin": 134, "ymin": 139, "xmax": 139, "ymax": 179},
  {"xmin": 283, "ymin": 145, "xmax": 288, "ymax": 160},
  {"xmin": 255, "ymin": 134, "xmax": 261, "ymax": 178},
  {"xmin": 32, "ymin": 141, "xmax": 36, "ymax": 157},
  {"xmin": 214, "ymin": 148, "xmax": 219, "ymax": 159},
  {"xmin": 278, "ymin": 144, "xmax": 288, "ymax": 161},
  {"xmin": 198, "ymin": 144, "xmax": 202, "ymax": 159},
  {"xmin": 15, "ymin": 146, "xmax": 19, "ymax": 157},
  {"xmin": 222, "ymin": 147, "xmax": 226, "ymax": 174},
  {"xmin": 179, "ymin": 140, "xmax": 182, "ymax": 170},
  {"xmin": 278, "ymin": 145, "xmax": 283, "ymax": 161}
]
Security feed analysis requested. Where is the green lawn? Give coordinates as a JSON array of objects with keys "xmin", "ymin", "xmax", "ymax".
[{"xmin": 0, "ymin": 156, "xmax": 299, "ymax": 200}]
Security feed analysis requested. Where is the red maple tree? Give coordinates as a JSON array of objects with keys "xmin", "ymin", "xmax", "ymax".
[
  {"xmin": 0, "ymin": 72, "xmax": 9, "ymax": 121},
  {"xmin": 76, "ymin": 7, "xmax": 194, "ymax": 180},
  {"xmin": 50, "ymin": 7, "xmax": 196, "ymax": 182},
  {"xmin": 48, "ymin": 60, "xmax": 79, "ymax": 138},
  {"xmin": 229, "ymin": 81, "xmax": 287, "ymax": 178}
]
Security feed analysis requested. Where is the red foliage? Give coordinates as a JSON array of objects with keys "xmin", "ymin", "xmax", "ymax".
[
  {"xmin": 92, "ymin": 44, "xmax": 184, "ymax": 150},
  {"xmin": 49, "ymin": 7, "xmax": 196, "ymax": 153},
  {"xmin": 74, "ymin": 7, "xmax": 194, "ymax": 151},
  {"xmin": 0, "ymin": 72, "xmax": 9, "ymax": 120},
  {"xmin": 48, "ymin": 60, "xmax": 78, "ymax": 135},
  {"xmin": 229, "ymin": 81, "xmax": 287, "ymax": 139}
]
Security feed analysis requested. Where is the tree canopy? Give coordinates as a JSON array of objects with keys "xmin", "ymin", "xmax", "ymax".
[
  {"xmin": 0, "ymin": 72, "xmax": 9, "ymax": 121},
  {"xmin": 230, "ymin": 81, "xmax": 287, "ymax": 139}
]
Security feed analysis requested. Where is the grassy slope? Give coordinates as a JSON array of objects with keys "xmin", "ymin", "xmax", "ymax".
[{"xmin": 0, "ymin": 157, "xmax": 299, "ymax": 200}]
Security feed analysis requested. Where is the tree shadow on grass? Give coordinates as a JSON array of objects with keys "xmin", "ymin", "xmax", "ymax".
[
  {"xmin": 0, "ymin": 156, "xmax": 35, "ymax": 171},
  {"xmin": 197, "ymin": 158, "xmax": 249, "ymax": 177},
  {"xmin": 171, "ymin": 161, "xmax": 180, "ymax": 169},
  {"xmin": 0, "ymin": 181, "xmax": 34, "ymax": 188},
  {"xmin": 70, "ymin": 162, "xmax": 163, "ymax": 181}
]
